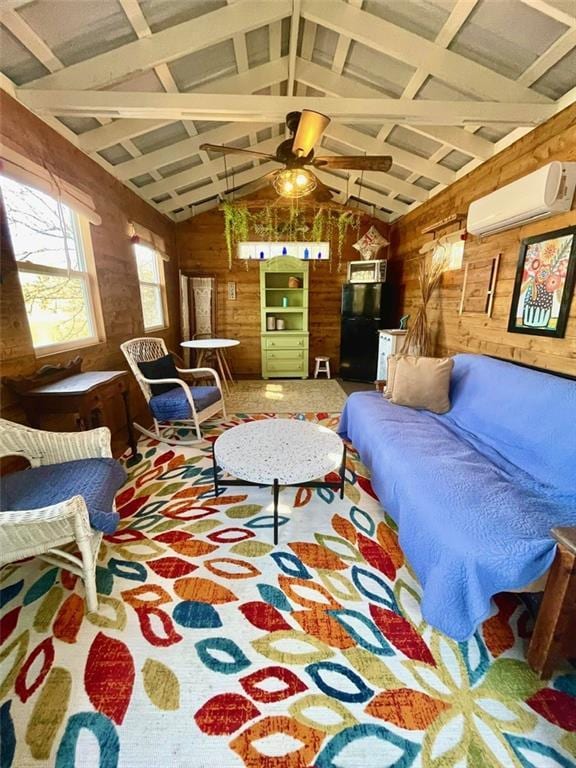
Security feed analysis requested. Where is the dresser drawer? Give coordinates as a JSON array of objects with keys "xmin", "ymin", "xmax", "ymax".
[
  {"xmin": 264, "ymin": 336, "xmax": 307, "ymax": 350},
  {"xmin": 266, "ymin": 360, "xmax": 307, "ymax": 373},
  {"xmin": 266, "ymin": 350, "xmax": 305, "ymax": 362}
]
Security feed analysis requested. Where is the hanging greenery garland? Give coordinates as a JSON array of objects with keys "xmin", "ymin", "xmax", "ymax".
[
  {"xmin": 311, "ymin": 208, "xmax": 325, "ymax": 242},
  {"xmin": 220, "ymin": 200, "xmax": 362, "ymax": 268}
]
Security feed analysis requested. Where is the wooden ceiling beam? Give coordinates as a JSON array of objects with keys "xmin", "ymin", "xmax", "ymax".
[
  {"xmin": 141, "ymin": 137, "xmax": 279, "ymax": 199},
  {"xmin": 113, "ymin": 122, "xmax": 271, "ymax": 181},
  {"xmin": 76, "ymin": 58, "xmax": 288, "ymax": 152},
  {"xmin": 22, "ymin": 0, "xmax": 291, "ymax": 92},
  {"xmin": 301, "ymin": 0, "xmax": 552, "ymax": 104},
  {"xmin": 287, "ymin": 0, "xmax": 301, "ymax": 97},
  {"xmin": 324, "ymin": 123, "xmax": 455, "ymax": 185},
  {"xmin": 18, "ymin": 90, "xmax": 556, "ymax": 125},
  {"xmin": 296, "ymin": 59, "xmax": 494, "ymax": 160},
  {"xmin": 157, "ymin": 161, "xmax": 278, "ymax": 213},
  {"xmin": 518, "ymin": 0, "xmax": 576, "ymax": 28}
]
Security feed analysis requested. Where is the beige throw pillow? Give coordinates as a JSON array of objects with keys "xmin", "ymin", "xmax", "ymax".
[
  {"xmin": 383, "ymin": 355, "xmax": 401, "ymax": 399},
  {"xmin": 390, "ymin": 356, "xmax": 454, "ymax": 414}
]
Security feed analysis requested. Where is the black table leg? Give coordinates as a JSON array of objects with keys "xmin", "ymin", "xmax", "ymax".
[
  {"xmin": 273, "ymin": 479, "xmax": 279, "ymax": 545},
  {"xmin": 340, "ymin": 443, "xmax": 347, "ymax": 499}
]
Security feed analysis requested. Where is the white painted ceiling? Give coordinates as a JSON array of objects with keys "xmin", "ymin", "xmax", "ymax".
[{"xmin": 1, "ymin": 0, "xmax": 575, "ymax": 223}]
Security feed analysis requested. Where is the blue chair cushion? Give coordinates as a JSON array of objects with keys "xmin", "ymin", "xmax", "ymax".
[
  {"xmin": 137, "ymin": 354, "xmax": 180, "ymax": 396},
  {"xmin": 0, "ymin": 458, "xmax": 126, "ymax": 534},
  {"xmin": 149, "ymin": 386, "xmax": 221, "ymax": 422}
]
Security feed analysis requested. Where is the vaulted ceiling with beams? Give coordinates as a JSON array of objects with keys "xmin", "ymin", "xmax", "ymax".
[{"xmin": 1, "ymin": 0, "xmax": 575, "ymax": 224}]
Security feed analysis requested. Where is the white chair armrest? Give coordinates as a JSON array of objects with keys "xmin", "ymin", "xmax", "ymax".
[
  {"xmin": 176, "ymin": 367, "xmax": 223, "ymax": 392},
  {"xmin": 0, "ymin": 495, "xmax": 92, "ymax": 566},
  {"xmin": 0, "ymin": 419, "xmax": 112, "ymax": 467}
]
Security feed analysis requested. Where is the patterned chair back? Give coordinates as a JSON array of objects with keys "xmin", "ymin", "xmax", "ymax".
[{"xmin": 120, "ymin": 337, "xmax": 168, "ymax": 403}]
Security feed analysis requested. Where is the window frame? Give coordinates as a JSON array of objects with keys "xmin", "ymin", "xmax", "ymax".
[
  {"xmin": 2, "ymin": 177, "xmax": 105, "ymax": 357},
  {"xmin": 133, "ymin": 242, "xmax": 169, "ymax": 333}
]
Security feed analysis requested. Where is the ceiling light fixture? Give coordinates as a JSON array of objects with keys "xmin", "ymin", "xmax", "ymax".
[{"xmin": 273, "ymin": 168, "xmax": 317, "ymax": 198}]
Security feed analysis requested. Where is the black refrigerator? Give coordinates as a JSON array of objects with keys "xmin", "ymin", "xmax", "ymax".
[{"xmin": 340, "ymin": 283, "xmax": 394, "ymax": 381}]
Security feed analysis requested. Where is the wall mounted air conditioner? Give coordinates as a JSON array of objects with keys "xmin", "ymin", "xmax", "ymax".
[{"xmin": 467, "ymin": 161, "xmax": 576, "ymax": 237}]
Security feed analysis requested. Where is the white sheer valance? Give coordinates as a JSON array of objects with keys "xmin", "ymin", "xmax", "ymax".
[
  {"xmin": 0, "ymin": 146, "xmax": 101, "ymax": 226},
  {"xmin": 128, "ymin": 221, "xmax": 169, "ymax": 262}
]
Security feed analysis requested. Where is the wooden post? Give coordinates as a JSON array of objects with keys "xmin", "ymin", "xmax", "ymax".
[{"xmin": 527, "ymin": 528, "xmax": 576, "ymax": 679}]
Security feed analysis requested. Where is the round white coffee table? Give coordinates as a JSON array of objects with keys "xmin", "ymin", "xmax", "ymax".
[
  {"xmin": 213, "ymin": 419, "xmax": 347, "ymax": 544},
  {"xmin": 180, "ymin": 338, "xmax": 239, "ymax": 393}
]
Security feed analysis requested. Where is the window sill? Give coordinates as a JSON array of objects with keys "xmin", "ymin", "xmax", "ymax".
[
  {"xmin": 34, "ymin": 337, "xmax": 104, "ymax": 359},
  {"xmin": 144, "ymin": 325, "xmax": 169, "ymax": 333}
]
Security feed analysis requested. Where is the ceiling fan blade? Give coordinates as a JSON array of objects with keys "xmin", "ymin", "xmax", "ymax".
[
  {"xmin": 291, "ymin": 110, "xmax": 330, "ymax": 157},
  {"xmin": 309, "ymin": 173, "xmax": 335, "ymax": 202},
  {"xmin": 313, "ymin": 155, "xmax": 393, "ymax": 172},
  {"xmin": 200, "ymin": 143, "xmax": 277, "ymax": 161}
]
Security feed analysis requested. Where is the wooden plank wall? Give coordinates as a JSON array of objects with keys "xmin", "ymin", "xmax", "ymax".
[
  {"xmin": 390, "ymin": 104, "xmax": 576, "ymax": 376},
  {"xmin": 175, "ymin": 209, "xmax": 391, "ymax": 376},
  {"xmin": 0, "ymin": 92, "xmax": 180, "ymax": 429}
]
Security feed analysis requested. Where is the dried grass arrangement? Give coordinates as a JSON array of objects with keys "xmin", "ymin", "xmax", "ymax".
[{"xmin": 401, "ymin": 256, "xmax": 446, "ymax": 356}]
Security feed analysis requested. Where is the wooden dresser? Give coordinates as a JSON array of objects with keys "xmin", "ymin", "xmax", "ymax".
[{"xmin": 260, "ymin": 256, "xmax": 309, "ymax": 379}]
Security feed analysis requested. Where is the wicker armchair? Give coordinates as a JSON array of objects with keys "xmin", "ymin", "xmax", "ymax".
[
  {"xmin": 120, "ymin": 337, "xmax": 226, "ymax": 445},
  {"xmin": 0, "ymin": 419, "xmax": 124, "ymax": 613}
]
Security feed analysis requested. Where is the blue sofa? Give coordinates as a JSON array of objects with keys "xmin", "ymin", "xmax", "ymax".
[{"xmin": 338, "ymin": 353, "xmax": 576, "ymax": 641}]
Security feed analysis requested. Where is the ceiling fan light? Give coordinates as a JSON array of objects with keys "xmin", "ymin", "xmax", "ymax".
[
  {"xmin": 273, "ymin": 168, "xmax": 317, "ymax": 199},
  {"xmin": 292, "ymin": 110, "xmax": 331, "ymax": 157}
]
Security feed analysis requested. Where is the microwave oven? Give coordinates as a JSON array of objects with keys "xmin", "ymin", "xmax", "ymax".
[{"xmin": 347, "ymin": 259, "xmax": 387, "ymax": 283}]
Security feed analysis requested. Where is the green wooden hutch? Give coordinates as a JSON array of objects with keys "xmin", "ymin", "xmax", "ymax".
[{"xmin": 260, "ymin": 256, "xmax": 309, "ymax": 379}]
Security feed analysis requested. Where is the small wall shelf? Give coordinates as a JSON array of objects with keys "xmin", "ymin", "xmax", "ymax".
[{"xmin": 260, "ymin": 256, "xmax": 309, "ymax": 379}]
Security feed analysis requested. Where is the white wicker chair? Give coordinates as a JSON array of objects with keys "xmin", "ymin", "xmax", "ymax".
[
  {"xmin": 0, "ymin": 420, "xmax": 116, "ymax": 613},
  {"xmin": 120, "ymin": 337, "xmax": 226, "ymax": 446}
]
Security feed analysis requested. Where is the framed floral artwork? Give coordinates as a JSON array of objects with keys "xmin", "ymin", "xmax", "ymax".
[{"xmin": 508, "ymin": 226, "xmax": 576, "ymax": 338}]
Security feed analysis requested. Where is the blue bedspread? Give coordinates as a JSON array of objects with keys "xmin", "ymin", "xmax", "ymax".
[{"xmin": 338, "ymin": 354, "xmax": 576, "ymax": 641}]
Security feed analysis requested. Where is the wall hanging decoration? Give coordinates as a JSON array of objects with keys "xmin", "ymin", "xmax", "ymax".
[
  {"xmin": 459, "ymin": 254, "xmax": 500, "ymax": 317},
  {"xmin": 352, "ymin": 225, "xmax": 389, "ymax": 261},
  {"xmin": 508, "ymin": 226, "xmax": 576, "ymax": 338}
]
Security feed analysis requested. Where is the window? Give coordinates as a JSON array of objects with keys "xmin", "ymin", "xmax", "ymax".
[
  {"xmin": 1, "ymin": 175, "xmax": 103, "ymax": 354},
  {"xmin": 133, "ymin": 242, "xmax": 167, "ymax": 331}
]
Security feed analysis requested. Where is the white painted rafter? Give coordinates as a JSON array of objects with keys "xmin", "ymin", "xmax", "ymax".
[
  {"xmin": 17, "ymin": 90, "xmax": 556, "ymax": 125},
  {"xmin": 518, "ymin": 0, "xmax": 576, "ymax": 28},
  {"xmin": 114, "ymin": 122, "xmax": 270, "ymax": 181},
  {"xmin": 23, "ymin": 0, "xmax": 291, "ymax": 92},
  {"xmin": 324, "ymin": 124, "xmax": 456, "ymax": 185},
  {"xmin": 76, "ymin": 58, "xmax": 288, "ymax": 152},
  {"xmin": 226, "ymin": 0, "xmax": 258, "ymax": 166},
  {"xmin": 374, "ymin": 0, "xmax": 482, "ymax": 208},
  {"xmin": 300, "ymin": 0, "xmax": 552, "ymax": 104},
  {"xmin": 160, "ymin": 159, "xmax": 403, "ymax": 220},
  {"xmin": 0, "ymin": 6, "xmax": 169, "ymax": 212},
  {"xmin": 1, "ymin": 0, "xmax": 574, "ymax": 223},
  {"xmin": 295, "ymin": 59, "xmax": 494, "ymax": 160},
  {"xmin": 141, "ymin": 137, "xmax": 279, "ymax": 200},
  {"xmin": 287, "ymin": 0, "xmax": 301, "ymax": 97},
  {"xmin": 157, "ymin": 161, "xmax": 277, "ymax": 213},
  {"xmin": 117, "ymin": 0, "xmax": 220, "ymax": 195}
]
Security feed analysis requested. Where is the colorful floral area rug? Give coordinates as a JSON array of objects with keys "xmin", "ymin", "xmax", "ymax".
[{"xmin": 1, "ymin": 413, "xmax": 575, "ymax": 768}]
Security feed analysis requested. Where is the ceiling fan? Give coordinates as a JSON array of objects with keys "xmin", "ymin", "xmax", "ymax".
[{"xmin": 200, "ymin": 110, "xmax": 393, "ymax": 201}]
